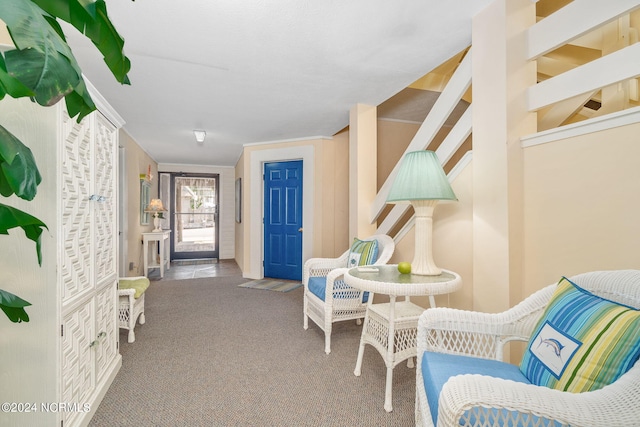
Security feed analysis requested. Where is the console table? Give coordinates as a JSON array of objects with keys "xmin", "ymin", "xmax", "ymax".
[
  {"xmin": 344, "ymin": 265, "xmax": 462, "ymax": 412},
  {"xmin": 142, "ymin": 230, "xmax": 171, "ymax": 278}
]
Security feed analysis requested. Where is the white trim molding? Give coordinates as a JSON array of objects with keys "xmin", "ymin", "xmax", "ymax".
[
  {"xmin": 521, "ymin": 106, "xmax": 640, "ymax": 148},
  {"xmin": 84, "ymin": 77, "xmax": 125, "ymax": 128}
]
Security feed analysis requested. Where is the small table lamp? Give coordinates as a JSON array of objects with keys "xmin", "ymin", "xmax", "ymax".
[
  {"xmin": 145, "ymin": 198, "xmax": 167, "ymax": 232},
  {"xmin": 386, "ymin": 150, "xmax": 457, "ymax": 275}
]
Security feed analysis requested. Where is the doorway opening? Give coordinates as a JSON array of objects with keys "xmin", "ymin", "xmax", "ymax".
[{"xmin": 165, "ymin": 173, "xmax": 220, "ymax": 261}]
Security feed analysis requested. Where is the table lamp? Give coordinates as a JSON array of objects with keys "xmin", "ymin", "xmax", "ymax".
[
  {"xmin": 145, "ymin": 198, "xmax": 167, "ymax": 232},
  {"xmin": 386, "ymin": 150, "xmax": 457, "ymax": 275}
]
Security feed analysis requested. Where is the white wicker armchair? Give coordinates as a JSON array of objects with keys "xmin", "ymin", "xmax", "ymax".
[
  {"xmin": 118, "ymin": 276, "xmax": 148, "ymax": 343},
  {"xmin": 303, "ymin": 234, "xmax": 395, "ymax": 354},
  {"xmin": 416, "ymin": 269, "xmax": 640, "ymax": 427}
]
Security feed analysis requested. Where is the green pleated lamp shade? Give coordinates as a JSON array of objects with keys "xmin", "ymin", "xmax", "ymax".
[{"xmin": 387, "ymin": 150, "xmax": 457, "ymax": 203}]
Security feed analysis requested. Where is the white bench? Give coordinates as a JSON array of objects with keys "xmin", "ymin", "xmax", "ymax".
[{"xmin": 118, "ymin": 276, "xmax": 150, "ymax": 343}]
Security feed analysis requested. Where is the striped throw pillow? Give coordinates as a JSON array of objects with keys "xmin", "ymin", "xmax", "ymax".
[
  {"xmin": 347, "ymin": 238, "xmax": 379, "ymax": 268},
  {"xmin": 519, "ymin": 277, "xmax": 640, "ymax": 392}
]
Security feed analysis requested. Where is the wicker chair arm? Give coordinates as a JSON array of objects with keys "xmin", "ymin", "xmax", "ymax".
[
  {"xmin": 303, "ymin": 255, "xmax": 348, "ymax": 282},
  {"xmin": 118, "ymin": 288, "xmax": 136, "ymax": 297},
  {"xmin": 118, "ymin": 276, "xmax": 148, "ymax": 298},
  {"xmin": 438, "ymin": 364, "xmax": 640, "ymax": 427},
  {"xmin": 325, "ymin": 267, "xmax": 349, "ymax": 283},
  {"xmin": 417, "ymin": 285, "xmax": 555, "ymax": 359},
  {"xmin": 120, "ymin": 275, "xmax": 147, "ymax": 281}
]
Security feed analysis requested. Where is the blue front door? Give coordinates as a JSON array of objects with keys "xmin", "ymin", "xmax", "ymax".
[{"xmin": 263, "ymin": 160, "xmax": 303, "ymax": 281}]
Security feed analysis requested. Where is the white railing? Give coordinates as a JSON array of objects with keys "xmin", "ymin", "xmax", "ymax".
[
  {"xmin": 527, "ymin": 0, "xmax": 640, "ymax": 112},
  {"xmin": 369, "ymin": 48, "xmax": 472, "ymax": 225},
  {"xmin": 529, "ymin": 43, "xmax": 640, "ymax": 111},
  {"xmin": 371, "ymin": 53, "xmax": 472, "ymax": 234},
  {"xmin": 527, "ymin": 0, "xmax": 640, "ymax": 59}
]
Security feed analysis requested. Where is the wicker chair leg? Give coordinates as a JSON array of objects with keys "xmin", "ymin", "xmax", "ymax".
[
  {"xmin": 324, "ymin": 328, "xmax": 332, "ymax": 354},
  {"xmin": 128, "ymin": 330, "xmax": 135, "ymax": 343},
  {"xmin": 139, "ymin": 313, "xmax": 145, "ymax": 325},
  {"xmin": 356, "ymin": 318, "xmax": 362, "ymax": 326}
]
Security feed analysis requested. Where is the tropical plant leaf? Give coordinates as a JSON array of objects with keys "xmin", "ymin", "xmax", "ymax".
[
  {"xmin": 0, "ymin": 53, "xmax": 35, "ymax": 100},
  {"xmin": 31, "ymin": 0, "xmax": 131, "ymax": 84},
  {"xmin": 0, "ymin": 125, "xmax": 42, "ymax": 200},
  {"xmin": 65, "ymin": 77, "xmax": 96, "ymax": 123},
  {"xmin": 0, "ymin": 203, "xmax": 48, "ymax": 266},
  {"xmin": 0, "ymin": 288, "xmax": 31, "ymax": 323},
  {"xmin": 0, "ymin": 0, "xmax": 84, "ymax": 106},
  {"xmin": 5, "ymin": 48, "xmax": 79, "ymax": 107}
]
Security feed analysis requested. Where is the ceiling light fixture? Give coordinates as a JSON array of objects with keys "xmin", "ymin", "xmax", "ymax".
[{"xmin": 193, "ymin": 130, "xmax": 206, "ymax": 143}]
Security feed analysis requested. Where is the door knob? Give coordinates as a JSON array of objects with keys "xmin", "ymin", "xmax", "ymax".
[{"xmin": 298, "ymin": 228, "xmax": 303, "ymax": 232}]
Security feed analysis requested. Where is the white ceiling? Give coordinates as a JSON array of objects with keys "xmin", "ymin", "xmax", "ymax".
[{"xmin": 64, "ymin": 0, "xmax": 491, "ymax": 167}]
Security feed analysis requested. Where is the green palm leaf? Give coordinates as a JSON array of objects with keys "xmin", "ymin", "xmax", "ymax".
[
  {"xmin": 0, "ymin": 125, "xmax": 42, "ymax": 201},
  {"xmin": 0, "ymin": 203, "xmax": 48, "ymax": 266},
  {"xmin": 31, "ymin": 0, "xmax": 131, "ymax": 84},
  {"xmin": 0, "ymin": 288, "xmax": 32, "ymax": 323},
  {"xmin": 0, "ymin": 0, "xmax": 130, "ymax": 115},
  {"xmin": 0, "ymin": 54, "xmax": 35, "ymax": 100}
]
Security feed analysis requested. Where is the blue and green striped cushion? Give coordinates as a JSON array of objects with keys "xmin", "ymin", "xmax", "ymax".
[
  {"xmin": 347, "ymin": 238, "xmax": 379, "ymax": 268},
  {"xmin": 520, "ymin": 277, "xmax": 640, "ymax": 392}
]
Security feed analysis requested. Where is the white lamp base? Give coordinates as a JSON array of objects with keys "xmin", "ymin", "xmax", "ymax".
[
  {"xmin": 152, "ymin": 213, "xmax": 162, "ymax": 232},
  {"xmin": 411, "ymin": 200, "xmax": 441, "ymax": 276}
]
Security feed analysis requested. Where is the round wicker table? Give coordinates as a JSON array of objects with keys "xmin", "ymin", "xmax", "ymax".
[{"xmin": 344, "ymin": 265, "xmax": 462, "ymax": 412}]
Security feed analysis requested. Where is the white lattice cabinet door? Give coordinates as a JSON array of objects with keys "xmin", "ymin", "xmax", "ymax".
[
  {"xmin": 61, "ymin": 300, "xmax": 95, "ymax": 427},
  {"xmin": 95, "ymin": 283, "xmax": 118, "ymax": 382},
  {"xmin": 94, "ymin": 113, "xmax": 118, "ymax": 287},
  {"xmin": 60, "ymin": 111, "xmax": 93, "ymax": 304},
  {"xmin": 57, "ymin": 106, "xmax": 123, "ymax": 427}
]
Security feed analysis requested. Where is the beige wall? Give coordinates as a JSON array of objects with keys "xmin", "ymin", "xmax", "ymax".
[
  {"xmin": 522, "ymin": 122, "xmax": 640, "ymax": 296},
  {"xmin": 376, "ymin": 119, "xmax": 420, "ymax": 188},
  {"xmin": 0, "ymin": 98, "xmax": 60, "ymax": 425},
  {"xmin": 121, "ymin": 130, "xmax": 158, "ymax": 276}
]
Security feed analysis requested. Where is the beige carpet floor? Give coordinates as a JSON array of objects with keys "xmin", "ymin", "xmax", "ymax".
[{"xmin": 89, "ymin": 276, "xmax": 415, "ymax": 426}]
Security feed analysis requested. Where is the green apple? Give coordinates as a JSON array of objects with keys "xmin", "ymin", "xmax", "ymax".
[{"xmin": 398, "ymin": 262, "xmax": 411, "ymax": 274}]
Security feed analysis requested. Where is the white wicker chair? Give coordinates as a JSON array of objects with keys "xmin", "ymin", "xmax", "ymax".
[
  {"xmin": 118, "ymin": 276, "xmax": 148, "ymax": 343},
  {"xmin": 303, "ymin": 234, "xmax": 395, "ymax": 354},
  {"xmin": 416, "ymin": 269, "xmax": 640, "ymax": 427}
]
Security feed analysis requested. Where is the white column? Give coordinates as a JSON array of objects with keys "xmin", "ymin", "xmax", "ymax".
[
  {"xmin": 471, "ymin": 0, "xmax": 537, "ymax": 313},
  {"xmin": 349, "ymin": 104, "xmax": 378, "ymax": 239}
]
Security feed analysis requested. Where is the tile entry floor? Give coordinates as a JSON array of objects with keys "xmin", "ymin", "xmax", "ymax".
[{"xmin": 146, "ymin": 259, "xmax": 242, "ymax": 281}]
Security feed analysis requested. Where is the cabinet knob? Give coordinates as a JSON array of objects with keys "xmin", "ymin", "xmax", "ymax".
[{"xmin": 89, "ymin": 331, "xmax": 107, "ymax": 348}]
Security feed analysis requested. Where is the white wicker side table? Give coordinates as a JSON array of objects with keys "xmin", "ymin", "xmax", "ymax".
[{"xmin": 344, "ymin": 265, "xmax": 462, "ymax": 412}]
